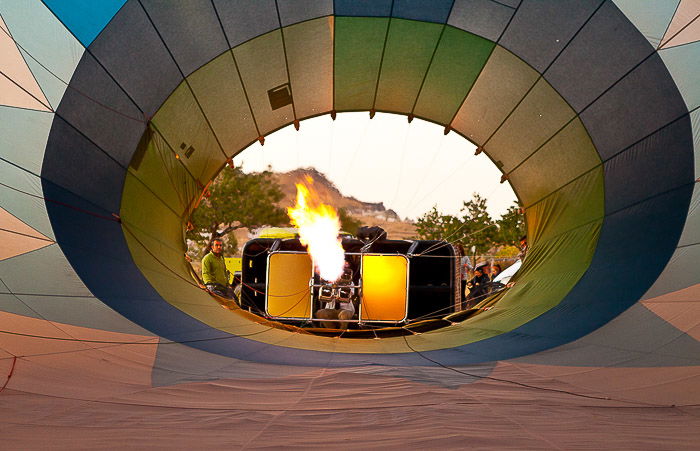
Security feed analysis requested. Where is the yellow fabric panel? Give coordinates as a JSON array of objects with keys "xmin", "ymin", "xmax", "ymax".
[
  {"xmin": 451, "ymin": 45, "xmax": 539, "ymax": 146},
  {"xmin": 284, "ymin": 17, "xmax": 334, "ymax": 120},
  {"xmin": 234, "ymin": 29, "xmax": 294, "ymax": 135},
  {"xmin": 187, "ymin": 52, "xmax": 259, "ymax": 158},
  {"xmin": 150, "ymin": 82, "xmax": 224, "ymax": 184},
  {"xmin": 508, "ymin": 118, "xmax": 601, "ymax": 207},
  {"xmin": 266, "ymin": 253, "xmax": 313, "ymax": 319},
  {"xmin": 361, "ymin": 255, "xmax": 408, "ymax": 322},
  {"xmin": 485, "ymin": 77, "xmax": 576, "ymax": 174}
]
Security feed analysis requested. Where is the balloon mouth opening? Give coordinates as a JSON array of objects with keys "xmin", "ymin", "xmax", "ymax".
[{"xmin": 206, "ymin": 236, "xmax": 501, "ymax": 339}]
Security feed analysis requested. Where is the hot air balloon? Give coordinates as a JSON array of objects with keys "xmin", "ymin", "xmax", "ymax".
[{"xmin": 1, "ymin": 1, "xmax": 698, "ymax": 447}]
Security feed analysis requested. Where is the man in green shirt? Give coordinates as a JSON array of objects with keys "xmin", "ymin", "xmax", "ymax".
[{"xmin": 202, "ymin": 238, "xmax": 233, "ymax": 298}]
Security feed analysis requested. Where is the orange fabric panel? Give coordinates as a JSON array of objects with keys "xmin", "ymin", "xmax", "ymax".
[
  {"xmin": 266, "ymin": 252, "xmax": 312, "ymax": 319},
  {"xmin": 361, "ymin": 255, "xmax": 408, "ymax": 322},
  {"xmin": 0, "ymin": 311, "xmax": 158, "ymax": 398}
]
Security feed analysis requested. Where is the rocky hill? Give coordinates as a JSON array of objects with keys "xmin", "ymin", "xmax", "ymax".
[{"xmin": 273, "ymin": 168, "xmax": 416, "ymax": 239}]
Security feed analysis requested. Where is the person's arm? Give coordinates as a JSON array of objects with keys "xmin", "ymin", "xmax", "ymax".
[{"xmin": 201, "ymin": 255, "xmax": 213, "ymax": 285}]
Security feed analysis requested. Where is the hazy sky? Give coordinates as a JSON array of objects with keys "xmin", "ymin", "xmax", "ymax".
[{"xmin": 233, "ymin": 112, "xmax": 517, "ymax": 221}]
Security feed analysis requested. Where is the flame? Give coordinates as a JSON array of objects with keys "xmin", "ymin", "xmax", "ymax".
[{"xmin": 287, "ymin": 176, "xmax": 345, "ymax": 281}]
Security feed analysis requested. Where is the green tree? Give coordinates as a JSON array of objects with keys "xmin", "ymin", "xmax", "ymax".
[
  {"xmin": 187, "ymin": 165, "xmax": 289, "ymax": 253},
  {"xmin": 338, "ymin": 207, "xmax": 362, "ymax": 236},
  {"xmin": 495, "ymin": 203, "xmax": 526, "ymax": 247},
  {"xmin": 415, "ymin": 206, "xmax": 464, "ymax": 242},
  {"xmin": 416, "ymin": 193, "xmax": 523, "ymax": 256}
]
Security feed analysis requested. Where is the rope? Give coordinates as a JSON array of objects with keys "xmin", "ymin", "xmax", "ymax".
[{"xmin": 0, "ymin": 356, "xmax": 17, "ymax": 394}]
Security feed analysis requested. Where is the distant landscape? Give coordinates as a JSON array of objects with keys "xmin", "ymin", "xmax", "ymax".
[{"xmin": 230, "ymin": 168, "xmax": 417, "ymax": 248}]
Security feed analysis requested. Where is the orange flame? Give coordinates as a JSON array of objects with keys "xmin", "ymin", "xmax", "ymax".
[{"xmin": 287, "ymin": 176, "xmax": 345, "ymax": 281}]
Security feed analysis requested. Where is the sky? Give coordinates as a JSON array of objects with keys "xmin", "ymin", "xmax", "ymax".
[{"xmin": 232, "ymin": 112, "xmax": 517, "ymax": 221}]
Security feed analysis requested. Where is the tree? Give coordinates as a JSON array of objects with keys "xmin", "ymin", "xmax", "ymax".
[
  {"xmin": 495, "ymin": 203, "xmax": 526, "ymax": 247},
  {"xmin": 415, "ymin": 193, "xmax": 521, "ymax": 256},
  {"xmin": 338, "ymin": 207, "xmax": 362, "ymax": 236},
  {"xmin": 187, "ymin": 165, "xmax": 289, "ymax": 254},
  {"xmin": 414, "ymin": 206, "xmax": 464, "ymax": 242}
]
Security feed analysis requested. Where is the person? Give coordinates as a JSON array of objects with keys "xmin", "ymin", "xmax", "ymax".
[
  {"xmin": 456, "ymin": 244, "xmax": 472, "ymax": 303},
  {"xmin": 518, "ymin": 235, "xmax": 528, "ymax": 260},
  {"xmin": 490, "ymin": 264, "xmax": 502, "ymax": 280},
  {"xmin": 465, "ymin": 263, "xmax": 490, "ymax": 307},
  {"xmin": 315, "ymin": 261, "xmax": 357, "ymax": 329},
  {"xmin": 201, "ymin": 237, "xmax": 234, "ymax": 299}
]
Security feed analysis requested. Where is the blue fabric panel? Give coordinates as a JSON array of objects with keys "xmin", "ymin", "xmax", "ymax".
[
  {"xmin": 423, "ymin": 185, "xmax": 695, "ymax": 365},
  {"xmin": 213, "ymin": 0, "xmax": 279, "ymax": 47},
  {"xmin": 544, "ymin": 1, "xmax": 655, "ymax": 112},
  {"xmin": 41, "ymin": 117, "xmax": 126, "ymax": 213},
  {"xmin": 87, "ymin": 0, "xmax": 183, "ymax": 118},
  {"xmin": 392, "ymin": 0, "xmax": 454, "ymax": 23},
  {"xmin": 580, "ymin": 53, "xmax": 690, "ymax": 161},
  {"xmin": 510, "ymin": 303, "xmax": 700, "ymax": 367},
  {"xmin": 56, "ymin": 52, "xmax": 145, "ymax": 167},
  {"xmin": 499, "ymin": 0, "xmax": 603, "ymax": 72},
  {"xmin": 139, "ymin": 0, "xmax": 230, "ymax": 77},
  {"xmin": 334, "ymin": 0, "xmax": 392, "ymax": 17},
  {"xmin": 603, "ymin": 117, "xmax": 694, "ymax": 215},
  {"xmin": 277, "ymin": 0, "xmax": 333, "ymax": 26},
  {"xmin": 40, "ymin": 179, "xmax": 244, "ymax": 343},
  {"xmin": 448, "ymin": 0, "xmax": 515, "ymax": 42},
  {"xmin": 42, "ymin": 0, "xmax": 127, "ymax": 47}
]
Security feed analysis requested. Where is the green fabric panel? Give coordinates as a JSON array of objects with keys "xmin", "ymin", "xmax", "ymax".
[
  {"xmin": 127, "ymin": 130, "xmax": 199, "ymax": 217},
  {"xmin": 187, "ymin": 52, "xmax": 259, "ymax": 158},
  {"xmin": 285, "ymin": 17, "xmax": 334, "ymax": 119},
  {"xmin": 150, "ymin": 82, "xmax": 225, "ymax": 184},
  {"xmin": 485, "ymin": 77, "xmax": 576, "ymax": 174},
  {"xmin": 508, "ymin": 118, "xmax": 601, "ymax": 207},
  {"xmin": 121, "ymin": 170, "xmax": 281, "ymax": 337},
  {"xmin": 451, "ymin": 45, "xmax": 539, "ymax": 146},
  {"xmin": 411, "ymin": 221, "xmax": 601, "ymax": 350},
  {"xmin": 334, "ymin": 17, "xmax": 390, "ymax": 111},
  {"xmin": 374, "ymin": 19, "xmax": 443, "ymax": 113},
  {"xmin": 233, "ymin": 29, "xmax": 294, "ymax": 135},
  {"xmin": 526, "ymin": 167, "xmax": 605, "ymax": 243},
  {"xmin": 408, "ymin": 169, "xmax": 604, "ymax": 350},
  {"xmin": 412, "ymin": 26, "xmax": 494, "ymax": 125},
  {"xmin": 121, "ymin": 171, "xmax": 183, "ymax": 251}
]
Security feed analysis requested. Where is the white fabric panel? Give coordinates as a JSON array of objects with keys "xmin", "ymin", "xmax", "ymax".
[
  {"xmin": 660, "ymin": 41, "xmax": 700, "ymax": 112},
  {"xmin": 643, "ymin": 183, "xmax": 700, "ymax": 300},
  {"xmin": 0, "ymin": 160, "xmax": 53, "ymax": 240},
  {"xmin": 0, "ymin": 0, "xmax": 84, "ymax": 109},
  {"xmin": 0, "ymin": 106, "xmax": 54, "ymax": 238},
  {"xmin": 692, "ymin": 105, "xmax": 700, "ymax": 177},
  {"xmin": 612, "ymin": 0, "xmax": 680, "ymax": 48},
  {"xmin": 0, "ymin": 244, "xmax": 152, "ymax": 335}
]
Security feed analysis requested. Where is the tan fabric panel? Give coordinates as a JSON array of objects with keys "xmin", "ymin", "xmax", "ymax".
[
  {"xmin": 284, "ymin": 17, "xmax": 334, "ymax": 120},
  {"xmin": 642, "ymin": 283, "xmax": 700, "ymax": 341},
  {"xmin": 451, "ymin": 46, "xmax": 539, "ymax": 146},
  {"xmin": 0, "ymin": 207, "xmax": 52, "ymax": 261},
  {"xmin": 485, "ymin": 77, "xmax": 576, "ymax": 174},
  {"xmin": 187, "ymin": 53, "xmax": 259, "ymax": 158},
  {"xmin": 508, "ymin": 118, "xmax": 601, "ymax": 207},
  {"xmin": 4, "ymin": 372, "xmax": 700, "ymax": 448},
  {"xmin": 493, "ymin": 361, "xmax": 700, "ymax": 406},
  {"xmin": 660, "ymin": 0, "xmax": 700, "ymax": 48},
  {"xmin": 234, "ymin": 30, "xmax": 294, "ymax": 136},
  {"xmin": 0, "ymin": 310, "xmax": 158, "ymax": 399},
  {"xmin": 0, "ymin": 16, "xmax": 50, "ymax": 111}
]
